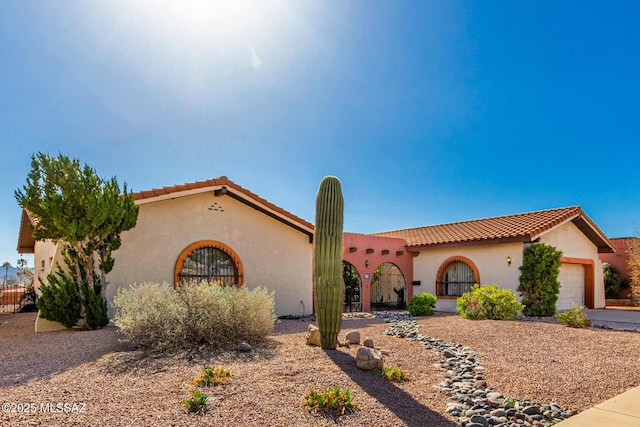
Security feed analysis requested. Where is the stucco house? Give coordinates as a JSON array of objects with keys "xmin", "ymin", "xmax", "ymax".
[
  {"xmin": 18, "ymin": 177, "xmax": 315, "ymax": 326},
  {"xmin": 374, "ymin": 206, "xmax": 615, "ymax": 312},
  {"xmin": 17, "ymin": 176, "xmax": 615, "ymax": 331}
]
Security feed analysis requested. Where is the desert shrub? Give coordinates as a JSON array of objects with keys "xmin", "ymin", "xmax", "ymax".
[
  {"xmin": 556, "ymin": 305, "xmax": 592, "ymax": 328},
  {"xmin": 112, "ymin": 281, "xmax": 276, "ymax": 349},
  {"xmin": 518, "ymin": 243, "xmax": 563, "ymax": 316},
  {"xmin": 303, "ymin": 386, "xmax": 359, "ymax": 415},
  {"xmin": 180, "ymin": 389, "xmax": 209, "ymax": 414},
  {"xmin": 37, "ymin": 269, "xmax": 82, "ymax": 328},
  {"xmin": 112, "ymin": 282, "xmax": 187, "ymax": 349},
  {"xmin": 603, "ymin": 263, "xmax": 632, "ymax": 298},
  {"xmin": 373, "ymin": 366, "xmax": 409, "ymax": 381},
  {"xmin": 457, "ymin": 284, "xmax": 523, "ymax": 320},
  {"xmin": 407, "ymin": 292, "xmax": 437, "ymax": 316}
]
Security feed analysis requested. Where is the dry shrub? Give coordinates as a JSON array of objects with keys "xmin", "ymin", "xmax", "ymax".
[{"xmin": 112, "ymin": 282, "xmax": 275, "ymax": 350}]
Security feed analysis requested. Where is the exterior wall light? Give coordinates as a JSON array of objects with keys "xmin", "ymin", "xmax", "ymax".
[
  {"xmin": 365, "ymin": 260, "xmax": 369, "ymax": 268},
  {"xmin": 506, "ymin": 256, "xmax": 512, "ymax": 266}
]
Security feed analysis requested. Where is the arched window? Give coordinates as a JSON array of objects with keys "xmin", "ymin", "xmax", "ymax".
[
  {"xmin": 174, "ymin": 240, "xmax": 244, "ymax": 287},
  {"xmin": 436, "ymin": 256, "xmax": 480, "ymax": 297}
]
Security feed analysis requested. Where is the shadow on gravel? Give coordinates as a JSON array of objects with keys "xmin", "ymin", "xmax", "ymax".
[
  {"xmin": 0, "ymin": 313, "xmax": 130, "ymax": 387},
  {"xmin": 324, "ymin": 349, "xmax": 457, "ymax": 427}
]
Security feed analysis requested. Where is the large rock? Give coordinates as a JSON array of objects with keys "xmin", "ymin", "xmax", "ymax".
[
  {"xmin": 363, "ymin": 337, "xmax": 375, "ymax": 348},
  {"xmin": 356, "ymin": 347, "xmax": 384, "ymax": 371},
  {"xmin": 305, "ymin": 324, "xmax": 321, "ymax": 346},
  {"xmin": 345, "ymin": 331, "xmax": 361, "ymax": 345}
]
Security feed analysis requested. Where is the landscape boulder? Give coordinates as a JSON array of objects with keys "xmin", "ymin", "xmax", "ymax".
[
  {"xmin": 356, "ymin": 347, "xmax": 384, "ymax": 371},
  {"xmin": 363, "ymin": 337, "xmax": 375, "ymax": 348},
  {"xmin": 305, "ymin": 324, "xmax": 321, "ymax": 346},
  {"xmin": 345, "ymin": 331, "xmax": 361, "ymax": 345}
]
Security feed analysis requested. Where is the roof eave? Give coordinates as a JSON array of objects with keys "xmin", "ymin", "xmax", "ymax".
[
  {"xmin": 407, "ymin": 235, "xmax": 531, "ymax": 250},
  {"xmin": 17, "ymin": 209, "xmax": 35, "ymax": 254}
]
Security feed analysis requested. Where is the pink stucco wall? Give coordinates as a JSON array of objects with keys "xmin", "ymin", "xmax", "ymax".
[
  {"xmin": 342, "ymin": 232, "xmax": 413, "ymax": 312},
  {"xmin": 599, "ymin": 237, "xmax": 635, "ymax": 277}
]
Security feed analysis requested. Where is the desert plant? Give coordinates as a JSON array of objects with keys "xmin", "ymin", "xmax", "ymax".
[
  {"xmin": 303, "ymin": 386, "xmax": 359, "ymax": 415},
  {"xmin": 180, "ymin": 389, "xmax": 209, "ymax": 414},
  {"xmin": 407, "ymin": 292, "xmax": 437, "ymax": 316},
  {"xmin": 457, "ymin": 284, "xmax": 523, "ymax": 320},
  {"xmin": 314, "ymin": 176, "xmax": 344, "ymax": 350},
  {"xmin": 556, "ymin": 305, "xmax": 592, "ymax": 328},
  {"xmin": 373, "ymin": 366, "xmax": 410, "ymax": 381},
  {"xmin": 112, "ymin": 281, "xmax": 276, "ymax": 349},
  {"xmin": 189, "ymin": 366, "xmax": 234, "ymax": 387},
  {"xmin": 518, "ymin": 243, "xmax": 563, "ymax": 316}
]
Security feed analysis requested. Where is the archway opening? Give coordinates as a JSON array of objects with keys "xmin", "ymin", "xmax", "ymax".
[
  {"xmin": 370, "ymin": 262, "xmax": 406, "ymax": 310},
  {"xmin": 342, "ymin": 260, "xmax": 362, "ymax": 312}
]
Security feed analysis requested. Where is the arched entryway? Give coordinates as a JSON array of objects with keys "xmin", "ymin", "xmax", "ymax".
[
  {"xmin": 174, "ymin": 240, "xmax": 244, "ymax": 287},
  {"xmin": 370, "ymin": 262, "xmax": 406, "ymax": 309},
  {"xmin": 343, "ymin": 260, "xmax": 362, "ymax": 312}
]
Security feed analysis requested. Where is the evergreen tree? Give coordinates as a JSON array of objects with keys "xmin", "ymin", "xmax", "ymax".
[
  {"xmin": 16, "ymin": 152, "xmax": 138, "ymax": 328},
  {"xmin": 518, "ymin": 243, "xmax": 563, "ymax": 316}
]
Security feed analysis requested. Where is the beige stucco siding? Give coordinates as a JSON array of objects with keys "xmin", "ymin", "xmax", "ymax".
[
  {"xmin": 33, "ymin": 239, "xmax": 63, "ymax": 294},
  {"xmin": 539, "ymin": 220, "xmax": 606, "ymax": 309},
  {"xmin": 107, "ymin": 192, "xmax": 313, "ymax": 317},
  {"xmin": 412, "ymin": 242, "xmax": 524, "ymax": 312}
]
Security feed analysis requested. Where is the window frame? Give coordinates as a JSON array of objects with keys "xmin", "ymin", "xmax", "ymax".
[
  {"xmin": 435, "ymin": 256, "xmax": 480, "ymax": 298},
  {"xmin": 174, "ymin": 240, "xmax": 244, "ymax": 288}
]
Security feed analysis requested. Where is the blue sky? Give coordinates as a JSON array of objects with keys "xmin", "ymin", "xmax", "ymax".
[{"xmin": 1, "ymin": 1, "xmax": 640, "ymax": 267}]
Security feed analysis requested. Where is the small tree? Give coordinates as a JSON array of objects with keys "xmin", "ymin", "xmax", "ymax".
[
  {"xmin": 16, "ymin": 152, "xmax": 138, "ymax": 328},
  {"xmin": 518, "ymin": 243, "xmax": 563, "ymax": 316},
  {"xmin": 2, "ymin": 261, "xmax": 10, "ymax": 286}
]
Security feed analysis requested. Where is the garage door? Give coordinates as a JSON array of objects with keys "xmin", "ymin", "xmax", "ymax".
[{"xmin": 557, "ymin": 263, "xmax": 584, "ymax": 311}]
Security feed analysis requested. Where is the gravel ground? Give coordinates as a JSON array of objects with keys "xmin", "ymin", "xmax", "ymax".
[{"xmin": 1, "ymin": 312, "xmax": 639, "ymax": 427}]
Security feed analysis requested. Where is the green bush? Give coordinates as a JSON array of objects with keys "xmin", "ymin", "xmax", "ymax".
[
  {"xmin": 518, "ymin": 243, "xmax": 563, "ymax": 316},
  {"xmin": 456, "ymin": 284, "xmax": 523, "ymax": 320},
  {"xmin": 556, "ymin": 305, "xmax": 592, "ymax": 328},
  {"xmin": 112, "ymin": 282, "xmax": 276, "ymax": 350},
  {"xmin": 82, "ymin": 283, "xmax": 109, "ymax": 330},
  {"xmin": 37, "ymin": 269, "xmax": 82, "ymax": 328},
  {"xmin": 603, "ymin": 263, "xmax": 632, "ymax": 298},
  {"xmin": 407, "ymin": 292, "xmax": 437, "ymax": 316}
]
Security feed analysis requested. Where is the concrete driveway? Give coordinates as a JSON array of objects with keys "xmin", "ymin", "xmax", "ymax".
[{"xmin": 584, "ymin": 307, "xmax": 640, "ymax": 324}]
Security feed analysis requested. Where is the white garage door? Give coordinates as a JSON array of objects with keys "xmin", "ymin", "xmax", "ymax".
[{"xmin": 557, "ymin": 263, "xmax": 584, "ymax": 311}]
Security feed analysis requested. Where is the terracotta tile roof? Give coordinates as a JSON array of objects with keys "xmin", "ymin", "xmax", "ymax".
[
  {"xmin": 132, "ymin": 176, "xmax": 315, "ymax": 236},
  {"xmin": 372, "ymin": 206, "xmax": 615, "ymax": 253}
]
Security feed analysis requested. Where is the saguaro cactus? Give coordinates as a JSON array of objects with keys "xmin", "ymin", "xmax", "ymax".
[{"xmin": 314, "ymin": 176, "xmax": 344, "ymax": 350}]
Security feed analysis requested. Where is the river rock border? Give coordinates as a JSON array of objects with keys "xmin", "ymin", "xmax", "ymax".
[{"xmin": 384, "ymin": 320, "xmax": 574, "ymax": 427}]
